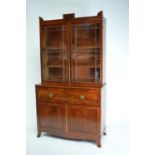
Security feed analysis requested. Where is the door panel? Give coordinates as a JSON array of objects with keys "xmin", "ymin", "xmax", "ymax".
[
  {"xmin": 41, "ymin": 24, "xmax": 69, "ymax": 82},
  {"xmin": 38, "ymin": 104, "xmax": 66, "ymax": 131},
  {"xmin": 67, "ymin": 105, "xmax": 99, "ymax": 135},
  {"xmin": 71, "ymin": 23, "xmax": 101, "ymax": 83}
]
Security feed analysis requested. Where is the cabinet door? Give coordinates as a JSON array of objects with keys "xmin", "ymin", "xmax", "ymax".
[
  {"xmin": 71, "ymin": 22, "xmax": 101, "ymax": 83},
  {"xmin": 67, "ymin": 105, "xmax": 99, "ymax": 135},
  {"xmin": 38, "ymin": 104, "xmax": 66, "ymax": 131},
  {"xmin": 41, "ymin": 24, "xmax": 69, "ymax": 82}
]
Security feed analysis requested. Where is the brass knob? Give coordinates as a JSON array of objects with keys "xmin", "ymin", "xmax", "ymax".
[
  {"xmin": 80, "ymin": 95, "xmax": 85, "ymax": 100},
  {"xmin": 48, "ymin": 93, "xmax": 54, "ymax": 98}
]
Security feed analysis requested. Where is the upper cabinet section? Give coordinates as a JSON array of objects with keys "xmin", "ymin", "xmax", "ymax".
[{"xmin": 39, "ymin": 11, "xmax": 103, "ymax": 87}]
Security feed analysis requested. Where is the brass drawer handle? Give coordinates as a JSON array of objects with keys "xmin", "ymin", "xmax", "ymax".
[
  {"xmin": 80, "ymin": 95, "xmax": 85, "ymax": 100},
  {"xmin": 48, "ymin": 93, "xmax": 54, "ymax": 98}
]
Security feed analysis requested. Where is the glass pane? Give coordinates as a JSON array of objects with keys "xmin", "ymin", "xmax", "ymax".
[
  {"xmin": 42, "ymin": 25, "xmax": 68, "ymax": 82},
  {"xmin": 72, "ymin": 23, "xmax": 100, "ymax": 49},
  {"xmin": 71, "ymin": 23, "xmax": 101, "ymax": 83}
]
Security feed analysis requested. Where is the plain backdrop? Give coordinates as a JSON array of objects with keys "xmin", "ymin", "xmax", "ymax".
[
  {"xmin": 1, "ymin": 0, "xmax": 155, "ymax": 155},
  {"xmin": 26, "ymin": 0, "xmax": 128, "ymax": 154}
]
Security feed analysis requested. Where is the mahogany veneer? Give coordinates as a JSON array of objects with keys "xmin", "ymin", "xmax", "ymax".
[{"xmin": 35, "ymin": 11, "xmax": 106, "ymax": 147}]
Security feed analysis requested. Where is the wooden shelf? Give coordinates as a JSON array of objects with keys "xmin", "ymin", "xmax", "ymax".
[
  {"xmin": 44, "ymin": 47, "xmax": 65, "ymax": 50},
  {"xmin": 72, "ymin": 78, "xmax": 100, "ymax": 82},
  {"xmin": 72, "ymin": 47, "xmax": 100, "ymax": 51},
  {"xmin": 46, "ymin": 76, "xmax": 64, "ymax": 78},
  {"xmin": 73, "ymin": 65, "xmax": 100, "ymax": 68},
  {"xmin": 48, "ymin": 66, "xmax": 64, "ymax": 67}
]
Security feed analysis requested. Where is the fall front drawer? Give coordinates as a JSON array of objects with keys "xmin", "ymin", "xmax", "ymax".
[{"xmin": 36, "ymin": 86, "xmax": 100, "ymax": 106}]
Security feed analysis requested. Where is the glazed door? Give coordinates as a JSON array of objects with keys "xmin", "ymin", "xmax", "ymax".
[
  {"xmin": 70, "ymin": 22, "xmax": 101, "ymax": 83},
  {"xmin": 67, "ymin": 105, "xmax": 99, "ymax": 135},
  {"xmin": 38, "ymin": 104, "xmax": 66, "ymax": 132},
  {"xmin": 41, "ymin": 24, "xmax": 69, "ymax": 82}
]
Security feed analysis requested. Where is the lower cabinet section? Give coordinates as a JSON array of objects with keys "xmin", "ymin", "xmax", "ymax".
[{"xmin": 36, "ymin": 86, "xmax": 103, "ymax": 147}]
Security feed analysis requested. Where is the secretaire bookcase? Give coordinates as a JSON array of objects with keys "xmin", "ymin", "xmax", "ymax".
[{"xmin": 35, "ymin": 11, "xmax": 107, "ymax": 147}]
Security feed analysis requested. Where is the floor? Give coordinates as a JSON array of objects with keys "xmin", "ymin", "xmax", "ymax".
[{"xmin": 27, "ymin": 121, "xmax": 128, "ymax": 155}]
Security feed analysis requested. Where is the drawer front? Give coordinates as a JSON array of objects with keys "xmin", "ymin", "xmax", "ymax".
[
  {"xmin": 36, "ymin": 86, "xmax": 100, "ymax": 106},
  {"xmin": 66, "ymin": 88, "xmax": 100, "ymax": 105},
  {"xmin": 37, "ymin": 87, "xmax": 67, "ymax": 103}
]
